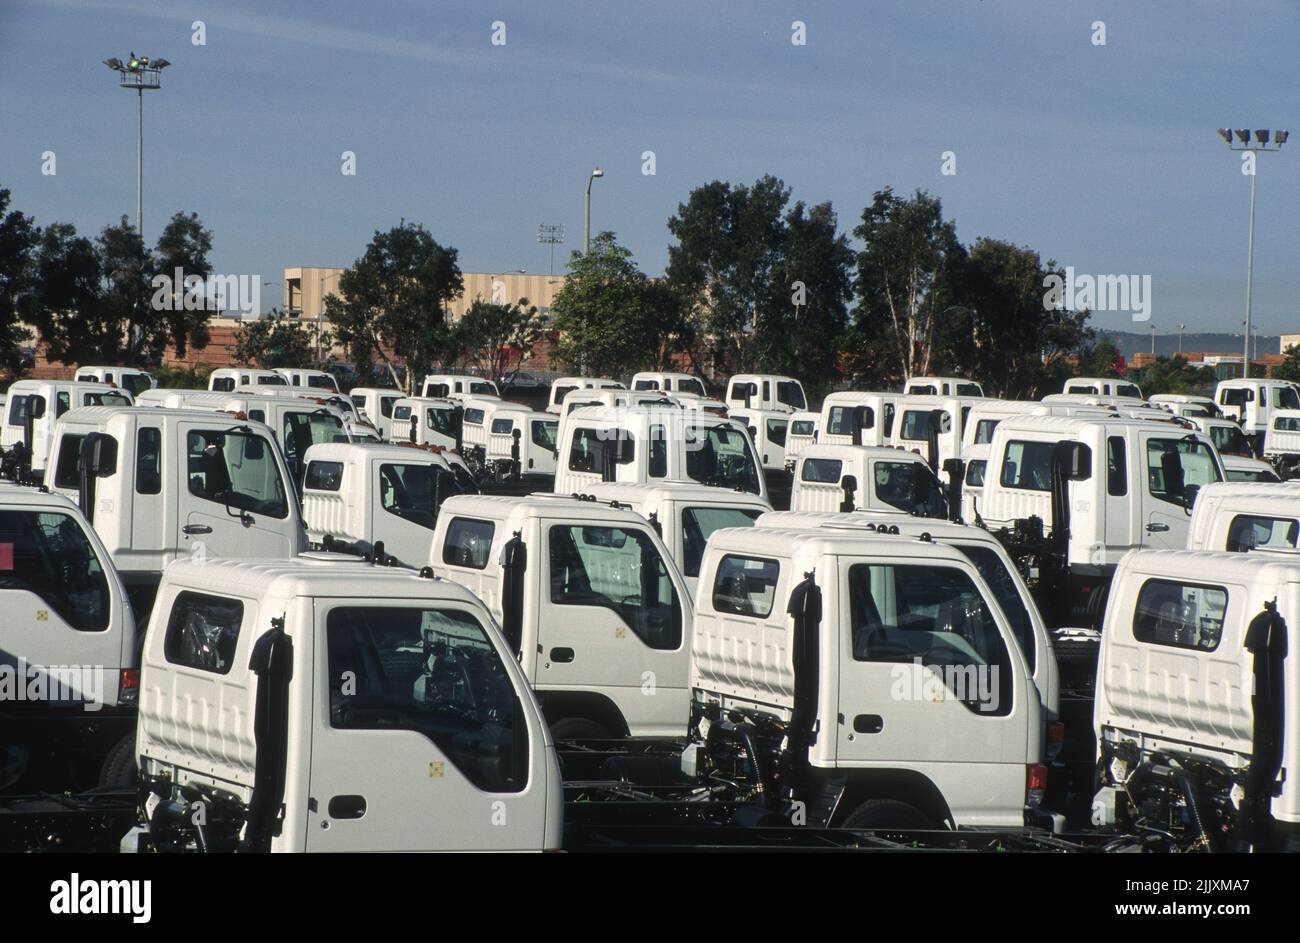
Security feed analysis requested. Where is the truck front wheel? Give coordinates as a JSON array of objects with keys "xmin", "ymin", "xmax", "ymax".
[{"xmin": 841, "ymin": 799, "xmax": 934, "ymax": 830}]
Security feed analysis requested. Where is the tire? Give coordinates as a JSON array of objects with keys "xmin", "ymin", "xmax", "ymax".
[
  {"xmin": 841, "ymin": 798, "xmax": 935, "ymax": 830},
  {"xmin": 549, "ymin": 717, "xmax": 612, "ymax": 741},
  {"xmin": 98, "ymin": 734, "xmax": 138, "ymax": 789}
]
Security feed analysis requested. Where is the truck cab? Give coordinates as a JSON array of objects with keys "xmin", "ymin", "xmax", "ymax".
[
  {"xmin": 904, "ymin": 376, "xmax": 984, "ymax": 397},
  {"xmin": 208, "ymin": 368, "xmax": 287, "ymax": 392},
  {"xmin": 428, "ymin": 493, "xmax": 692, "ymax": 739},
  {"xmin": 301, "ymin": 441, "xmax": 478, "ymax": 567},
  {"xmin": 725, "ymin": 374, "xmax": 807, "ymax": 415},
  {"xmin": 273, "ymin": 367, "xmax": 339, "ymax": 392},
  {"xmin": 546, "ymin": 377, "xmax": 626, "ymax": 414},
  {"xmin": 631, "ymin": 371, "xmax": 709, "ymax": 399},
  {"xmin": 73, "ymin": 366, "xmax": 156, "ymax": 396},
  {"xmin": 554, "ymin": 405, "xmax": 767, "ymax": 501},
  {"xmin": 1263, "ymin": 408, "xmax": 1300, "ymax": 476},
  {"xmin": 1093, "ymin": 549, "xmax": 1300, "ymax": 850},
  {"xmin": 44, "ymin": 407, "xmax": 306, "ymax": 618},
  {"xmin": 1216, "ymin": 378, "xmax": 1300, "ymax": 450},
  {"xmin": 1, "ymin": 380, "xmax": 134, "ymax": 478},
  {"xmin": 420, "ymin": 373, "xmax": 501, "ymax": 401},
  {"xmin": 1189, "ymin": 415, "xmax": 1254, "ymax": 458},
  {"xmin": 1062, "ymin": 377, "xmax": 1143, "ymax": 399},
  {"xmin": 689, "ymin": 526, "xmax": 1043, "ymax": 829},
  {"xmin": 783, "ymin": 411, "xmax": 820, "ymax": 470},
  {"xmin": 479, "ymin": 405, "xmax": 558, "ymax": 483},
  {"xmin": 0, "ymin": 487, "xmax": 138, "ymax": 792},
  {"xmin": 791, "ymin": 444, "xmax": 948, "ymax": 519},
  {"xmin": 1148, "ymin": 393, "xmax": 1221, "ymax": 419},
  {"xmin": 981, "ymin": 415, "xmax": 1224, "ymax": 625},
  {"xmin": 129, "ymin": 556, "xmax": 561, "ymax": 852},
  {"xmin": 349, "ymin": 387, "xmax": 405, "ymax": 440},
  {"xmin": 392, "ymin": 396, "xmax": 464, "ymax": 451},
  {"xmin": 818, "ymin": 392, "xmax": 898, "ymax": 448},
  {"xmin": 579, "ymin": 481, "xmax": 772, "ymax": 595},
  {"xmin": 1186, "ymin": 481, "xmax": 1300, "ymax": 552}
]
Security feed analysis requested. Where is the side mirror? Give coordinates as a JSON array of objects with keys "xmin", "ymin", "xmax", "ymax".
[
  {"xmin": 29, "ymin": 397, "xmax": 46, "ymax": 420},
  {"xmin": 839, "ymin": 474, "xmax": 858, "ymax": 513},
  {"xmin": 1060, "ymin": 441, "xmax": 1092, "ymax": 480},
  {"xmin": 1160, "ymin": 450, "xmax": 1185, "ymax": 499},
  {"xmin": 617, "ymin": 433, "xmax": 635, "ymax": 465},
  {"xmin": 80, "ymin": 432, "xmax": 118, "ymax": 477}
]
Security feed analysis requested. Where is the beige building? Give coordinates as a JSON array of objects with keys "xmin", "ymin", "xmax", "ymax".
[
  {"xmin": 1280, "ymin": 333, "xmax": 1300, "ymax": 355},
  {"xmin": 284, "ymin": 267, "xmax": 564, "ymax": 323}
]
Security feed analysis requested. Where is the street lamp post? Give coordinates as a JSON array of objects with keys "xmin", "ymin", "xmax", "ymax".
[
  {"xmin": 103, "ymin": 54, "xmax": 170, "ymax": 239},
  {"xmin": 1150, "ymin": 324, "xmax": 1157, "ymax": 356},
  {"xmin": 1177, "ymin": 323, "xmax": 1186, "ymax": 354},
  {"xmin": 584, "ymin": 168, "xmax": 603, "ymax": 254},
  {"xmin": 1220, "ymin": 127, "xmax": 1288, "ymax": 379},
  {"xmin": 537, "ymin": 224, "xmax": 565, "ymax": 276}
]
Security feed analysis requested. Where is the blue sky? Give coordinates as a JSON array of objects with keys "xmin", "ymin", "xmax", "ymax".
[{"xmin": 1, "ymin": 0, "xmax": 1297, "ymax": 333}]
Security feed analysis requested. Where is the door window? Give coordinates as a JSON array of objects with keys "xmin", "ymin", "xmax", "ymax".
[
  {"xmin": 0, "ymin": 509, "xmax": 110, "ymax": 631},
  {"xmin": 326, "ymin": 606, "xmax": 526, "ymax": 793},
  {"xmin": 186, "ymin": 429, "xmax": 289, "ymax": 519}
]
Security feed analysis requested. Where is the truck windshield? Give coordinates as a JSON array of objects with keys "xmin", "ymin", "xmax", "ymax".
[
  {"xmin": 679, "ymin": 378, "xmax": 706, "ymax": 397},
  {"xmin": 0, "ymin": 509, "xmax": 110, "ymax": 631},
  {"xmin": 83, "ymin": 390, "xmax": 131, "ymax": 407},
  {"xmin": 873, "ymin": 461, "xmax": 947, "ymax": 518},
  {"xmin": 186, "ymin": 429, "xmax": 289, "ymax": 519},
  {"xmin": 686, "ymin": 425, "xmax": 762, "ymax": 494},
  {"xmin": 950, "ymin": 544, "xmax": 1035, "ymax": 672},
  {"xmin": 1209, "ymin": 424, "xmax": 1250, "ymax": 455},
  {"xmin": 379, "ymin": 462, "xmax": 460, "ymax": 531},
  {"xmin": 326, "ymin": 606, "xmax": 526, "ymax": 793},
  {"xmin": 776, "ymin": 381, "xmax": 805, "ymax": 410},
  {"xmin": 681, "ymin": 506, "xmax": 763, "ymax": 577},
  {"xmin": 1276, "ymin": 386, "xmax": 1300, "ymax": 410}
]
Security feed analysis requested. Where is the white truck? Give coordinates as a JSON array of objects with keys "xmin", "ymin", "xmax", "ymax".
[
  {"xmin": 420, "ymin": 373, "xmax": 500, "ymax": 400},
  {"xmin": 1, "ymin": 380, "xmax": 133, "ymax": 479},
  {"xmin": 478, "ymin": 405, "xmax": 558, "ymax": 485},
  {"xmin": 273, "ymin": 367, "xmax": 339, "ymax": 392},
  {"xmin": 980, "ymin": 415, "xmax": 1224, "ymax": 627},
  {"xmin": 73, "ymin": 366, "xmax": 156, "ymax": 396},
  {"xmin": 43, "ymin": 406, "xmax": 306, "ymax": 619},
  {"xmin": 392, "ymin": 396, "xmax": 463, "ymax": 450},
  {"xmin": 1188, "ymin": 415, "xmax": 1254, "ymax": 459},
  {"xmin": 1148, "ymin": 393, "xmax": 1221, "ymax": 419},
  {"xmin": 783, "ymin": 410, "xmax": 820, "ymax": 469},
  {"xmin": 725, "ymin": 374, "xmax": 807, "ymax": 415},
  {"xmin": 818, "ymin": 392, "xmax": 898, "ymax": 448},
  {"xmin": 428, "ymin": 493, "xmax": 692, "ymax": 739},
  {"xmin": 1062, "ymin": 377, "xmax": 1143, "ymax": 398},
  {"xmin": 349, "ymin": 387, "xmax": 405, "ymax": 440},
  {"xmin": 553, "ymin": 405, "xmax": 767, "ymax": 501},
  {"xmin": 904, "ymin": 376, "xmax": 984, "ymax": 397},
  {"xmin": 631, "ymin": 371, "xmax": 709, "ymax": 398},
  {"xmin": 124, "ymin": 556, "xmax": 561, "ymax": 852},
  {"xmin": 1092, "ymin": 549, "xmax": 1300, "ymax": 850},
  {"xmin": 1216, "ymin": 378, "xmax": 1300, "ymax": 453},
  {"xmin": 1185, "ymin": 481, "xmax": 1300, "ymax": 553},
  {"xmin": 546, "ymin": 376, "xmax": 625, "ymax": 414},
  {"xmin": 790, "ymin": 444, "xmax": 949, "ymax": 519},
  {"xmin": 578, "ymin": 481, "xmax": 772, "ymax": 594},
  {"xmin": 0, "ymin": 487, "xmax": 139, "ymax": 793},
  {"xmin": 300, "ymin": 441, "xmax": 479, "ymax": 567},
  {"xmin": 1262, "ymin": 407, "xmax": 1300, "ymax": 477},
  {"xmin": 686, "ymin": 524, "xmax": 1045, "ymax": 829},
  {"xmin": 208, "ymin": 367, "xmax": 287, "ymax": 391}
]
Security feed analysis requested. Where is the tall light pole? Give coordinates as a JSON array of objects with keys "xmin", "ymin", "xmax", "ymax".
[
  {"xmin": 1220, "ymin": 127, "xmax": 1288, "ymax": 379},
  {"xmin": 1177, "ymin": 323, "xmax": 1186, "ymax": 354},
  {"xmin": 538, "ymin": 223, "xmax": 565, "ymax": 276},
  {"xmin": 584, "ymin": 167, "xmax": 603, "ymax": 254},
  {"xmin": 104, "ymin": 54, "xmax": 170, "ymax": 239},
  {"xmin": 1150, "ymin": 323, "xmax": 1157, "ymax": 355}
]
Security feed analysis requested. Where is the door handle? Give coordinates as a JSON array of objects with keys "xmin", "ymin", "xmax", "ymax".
[
  {"xmin": 182, "ymin": 524, "xmax": 213, "ymax": 535},
  {"xmin": 1146, "ymin": 522, "xmax": 1170, "ymax": 533},
  {"xmin": 853, "ymin": 714, "xmax": 884, "ymax": 734},
  {"xmin": 327, "ymin": 795, "xmax": 367, "ymax": 819},
  {"xmin": 549, "ymin": 647, "xmax": 575, "ymax": 663}
]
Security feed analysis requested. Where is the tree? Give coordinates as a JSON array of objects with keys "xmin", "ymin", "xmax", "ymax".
[
  {"xmin": 551, "ymin": 232, "xmax": 681, "ymax": 377},
  {"xmin": 153, "ymin": 211, "xmax": 215, "ymax": 359},
  {"xmin": 231, "ymin": 309, "xmax": 322, "ymax": 368},
  {"xmin": 454, "ymin": 298, "xmax": 547, "ymax": 385},
  {"xmin": 846, "ymin": 188, "xmax": 965, "ymax": 386},
  {"xmin": 666, "ymin": 176, "xmax": 790, "ymax": 375},
  {"xmin": 939, "ymin": 239, "xmax": 1093, "ymax": 398},
  {"xmin": 325, "ymin": 221, "xmax": 462, "ymax": 392},
  {"xmin": 0, "ymin": 188, "xmax": 38, "ymax": 376},
  {"xmin": 760, "ymin": 200, "xmax": 853, "ymax": 399},
  {"xmin": 96, "ymin": 217, "xmax": 158, "ymax": 364},
  {"xmin": 1272, "ymin": 345, "xmax": 1300, "ymax": 384},
  {"xmin": 21, "ymin": 223, "xmax": 107, "ymax": 363},
  {"xmin": 1078, "ymin": 336, "xmax": 1120, "ymax": 377},
  {"xmin": 1139, "ymin": 355, "xmax": 1217, "ymax": 396}
]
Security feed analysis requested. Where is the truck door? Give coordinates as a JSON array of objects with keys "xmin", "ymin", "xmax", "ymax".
[
  {"xmin": 1140, "ymin": 431, "xmax": 1217, "ymax": 550},
  {"xmin": 0, "ymin": 507, "xmax": 120, "ymax": 709},
  {"xmin": 306, "ymin": 599, "xmax": 546, "ymax": 851},
  {"xmin": 178, "ymin": 424, "xmax": 296, "ymax": 562},
  {"xmin": 835, "ymin": 557, "xmax": 1032, "ymax": 827},
  {"xmin": 536, "ymin": 521, "xmax": 687, "ymax": 737}
]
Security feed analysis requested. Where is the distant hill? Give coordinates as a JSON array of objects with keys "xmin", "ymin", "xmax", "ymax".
[{"xmin": 1098, "ymin": 330, "xmax": 1280, "ymax": 360}]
